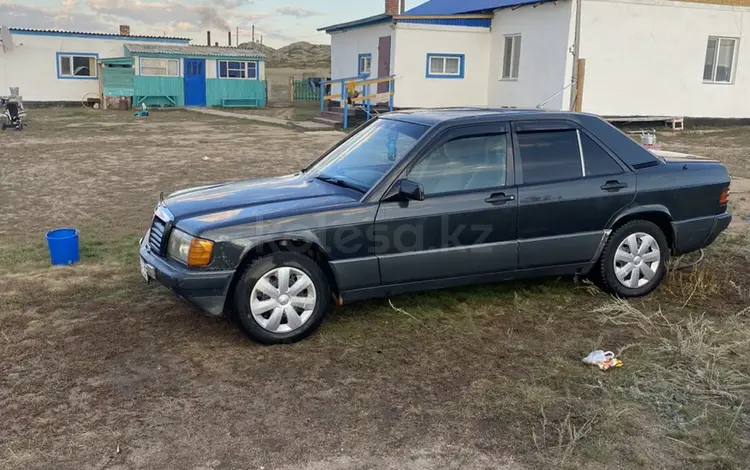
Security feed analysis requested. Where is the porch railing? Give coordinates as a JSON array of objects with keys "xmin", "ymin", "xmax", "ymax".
[{"xmin": 319, "ymin": 75, "xmax": 396, "ymax": 129}]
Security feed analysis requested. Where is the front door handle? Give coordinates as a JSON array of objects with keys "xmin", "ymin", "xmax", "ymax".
[
  {"xmin": 601, "ymin": 180, "xmax": 628, "ymax": 192},
  {"xmin": 485, "ymin": 192, "xmax": 515, "ymax": 205}
]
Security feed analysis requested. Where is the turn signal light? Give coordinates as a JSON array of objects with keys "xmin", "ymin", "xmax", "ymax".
[
  {"xmin": 188, "ymin": 238, "xmax": 214, "ymax": 267},
  {"xmin": 719, "ymin": 187, "xmax": 729, "ymax": 206}
]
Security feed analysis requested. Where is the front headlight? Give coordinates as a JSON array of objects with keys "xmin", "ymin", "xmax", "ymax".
[{"xmin": 167, "ymin": 228, "xmax": 214, "ymax": 267}]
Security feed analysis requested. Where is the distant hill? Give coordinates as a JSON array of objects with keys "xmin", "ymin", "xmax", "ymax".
[{"xmin": 238, "ymin": 41, "xmax": 331, "ymax": 68}]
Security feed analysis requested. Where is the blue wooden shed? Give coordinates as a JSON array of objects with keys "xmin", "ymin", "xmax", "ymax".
[{"xmin": 123, "ymin": 44, "xmax": 267, "ymax": 108}]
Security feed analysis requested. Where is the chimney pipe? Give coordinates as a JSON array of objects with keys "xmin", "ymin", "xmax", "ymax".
[
  {"xmin": 228, "ymin": 31, "xmax": 232, "ymax": 47},
  {"xmin": 252, "ymin": 25, "xmax": 255, "ymax": 43},
  {"xmin": 385, "ymin": 0, "xmax": 399, "ymax": 15},
  {"xmin": 207, "ymin": 30, "xmax": 211, "ymax": 46},
  {"xmin": 215, "ymin": 42, "xmax": 219, "ymax": 47},
  {"xmin": 400, "ymin": 0, "xmax": 406, "ymax": 13},
  {"xmin": 119, "ymin": 25, "xmax": 130, "ymax": 36}
]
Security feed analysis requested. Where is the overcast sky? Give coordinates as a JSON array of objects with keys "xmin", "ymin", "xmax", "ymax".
[{"xmin": 0, "ymin": 0, "xmax": 424, "ymax": 48}]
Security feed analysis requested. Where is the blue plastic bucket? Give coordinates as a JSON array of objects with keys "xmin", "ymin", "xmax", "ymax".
[{"xmin": 45, "ymin": 228, "xmax": 80, "ymax": 266}]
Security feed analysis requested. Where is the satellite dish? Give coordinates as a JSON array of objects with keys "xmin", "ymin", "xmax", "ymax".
[{"xmin": 1, "ymin": 26, "xmax": 14, "ymax": 52}]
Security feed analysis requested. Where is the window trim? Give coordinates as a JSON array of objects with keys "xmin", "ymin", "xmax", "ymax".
[
  {"xmin": 425, "ymin": 53, "xmax": 465, "ymax": 79},
  {"xmin": 217, "ymin": 60, "xmax": 260, "ymax": 80},
  {"xmin": 56, "ymin": 52, "xmax": 99, "ymax": 80},
  {"xmin": 511, "ymin": 121, "xmax": 626, "ymax": 186},
  {"xmin": 358, "ymin": 53, "xmax": 372, "ymax": 77},
  {"xmin": 501, "ymin": 34, "xmax": 521, "ymax": 81},
  {"xmin": 703, "ymin": 36, "xmax": 738, "ymax": 84},
  {"xmin": 139, "ymin": 57, "xmax": 180, "ymax": 77}
]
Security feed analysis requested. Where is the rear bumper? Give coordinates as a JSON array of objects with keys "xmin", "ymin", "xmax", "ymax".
[
  {"xmin": 672, "ymin": 211, "xmax": 732, "ymax": 255},
  {"xmin": 139, "ymin": 240, "xmax": 234, "ymax": 316}
]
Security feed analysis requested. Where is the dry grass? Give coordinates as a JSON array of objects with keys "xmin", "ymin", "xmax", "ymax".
[{"xmin": 1, "ymin": 110, "xmax": 749, "ymax": 469}]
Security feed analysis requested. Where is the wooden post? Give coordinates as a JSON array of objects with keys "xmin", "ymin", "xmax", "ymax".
[
  {"xmin": 98, "ymin": 61, "xmax": 106, "ymax": 110},
  {"xmin": 574, "ymin": 58, "xmax": 585, "ymax": 112},
  {"xmin": 289, "ymin": 76, "xmax": 294, "ymax": 103}
]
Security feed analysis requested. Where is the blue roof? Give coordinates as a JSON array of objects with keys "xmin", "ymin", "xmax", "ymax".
[{"xmin": 406, "ymin": 0, "xmax": 551, "ymax": 15}]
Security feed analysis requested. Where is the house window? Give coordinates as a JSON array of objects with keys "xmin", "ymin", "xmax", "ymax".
[
  {"xmin": 358, "ymin": 54, "xmax": 372, "ymax": 76},
  {"xmin": 57, "ymin": 53, "xmax": 98, "ymax": 79},
  {"xmin": 502, "ymin": 34, "xmax": 521, "ymax": 80},
  {"xmin": 140, "ymin": 58, "xmax": 179, "ymax": 77},
  {"xmin": 426, "ymin": 54, "xmax": 464, "ymax": 79},
  {"xmin": 703, "ymin": 37, "xmax": 737, "ymax": 83},
  {"xmin": 218, "ymin": 61, "xmax": 259, "ymax": 79}
]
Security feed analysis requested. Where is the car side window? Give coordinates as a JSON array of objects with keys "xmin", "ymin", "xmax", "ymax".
[
  {"xmin": 517, "ymin": 130, "xmax": 581, "ymax": 185},
  {"xmin": 580, "ymin": 133, "xmax": 623, "ymax": 177},
  {"xmin": 408, "ymin": 133, "xmax": 507, "ymax": 196}
]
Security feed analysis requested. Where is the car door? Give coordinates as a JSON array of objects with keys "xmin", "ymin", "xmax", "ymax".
[
  {"xmin": 374, "ymin": 123, "xmax": 518, "ymax": 285},
  {"xmin": 512, "ymin": 120, "xmax": 636, "ymax": 269}
]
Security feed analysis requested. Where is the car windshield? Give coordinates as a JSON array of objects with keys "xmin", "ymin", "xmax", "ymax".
[{"xmin": 307, "ymin": 118, "xmax": 429, "ymax": 192}]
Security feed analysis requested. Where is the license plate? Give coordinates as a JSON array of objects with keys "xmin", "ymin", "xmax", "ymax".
[{"xmin": 140, "ymin": 258, "xmax": 151, "ymax": 284}]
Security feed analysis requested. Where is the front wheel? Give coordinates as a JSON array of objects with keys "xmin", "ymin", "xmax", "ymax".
[
  {"xmin": 234, "ymin": 252, "xmax": 331, "ymax": 344},
  {"xmin": 598, "ymin": 220, "xmax": 669, "ymax": 297}
]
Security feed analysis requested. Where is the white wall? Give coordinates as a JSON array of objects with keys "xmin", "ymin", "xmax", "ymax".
[
  {"xmin": 392, "ymin": 23, "xmax": 491, "ymax": 108},
  {"xmin": 487, "ymin": 1, "xmax": 575, "ymax": 110},
  {"xmin": 0, "ymin": 32, "xmax": 185, "ymax": 102},
  {"xmin": 329, "ymin": 22, "xmax": 395, "ymax": 97},
  {"xmin": 580, "ymin": 0, "xmax": 750, "ymax": 118}
]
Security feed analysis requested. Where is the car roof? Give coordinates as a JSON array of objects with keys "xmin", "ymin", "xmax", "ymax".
[{"xmin": 381, "ymin": 108, "xmax": 551, "ymax": 126}]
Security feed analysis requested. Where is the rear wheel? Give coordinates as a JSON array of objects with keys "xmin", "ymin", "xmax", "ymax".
[
  {"xmin": 598, "ymin": 220, "xmax": 669, "ymax": 297},
  {"xmin": 234, "ymin": 252, "xmax": 330, "ymax": 344}
]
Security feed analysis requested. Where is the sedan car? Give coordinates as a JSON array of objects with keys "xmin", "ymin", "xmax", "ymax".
[{"xmin": 140, "ymin": 109, "xmax": 731, "ymax": 344}]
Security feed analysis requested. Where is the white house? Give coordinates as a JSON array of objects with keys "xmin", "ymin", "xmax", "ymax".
[
  {"xmin": 321, "ymin": 0, "xmax": 750, "ymax": 119},
  {"xmin": 0, "ymin": 27, "xmax": 190, "ymax": 103}
]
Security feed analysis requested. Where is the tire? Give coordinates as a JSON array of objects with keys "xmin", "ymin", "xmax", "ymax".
[
  {"xmin": 597, "ymin": 220, "xmax": 669, "ymax": 298},
  {"xmin": 234, "ymin": 252, "xmax": 331, "ymax": 344}
]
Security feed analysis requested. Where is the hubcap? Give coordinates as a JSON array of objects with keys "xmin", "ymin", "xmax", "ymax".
[
  {"xmin": 613, "ymin": 232, "xmax": 661, "ymax": 289},
  {"xmin": 250, "ymin": 267, "xmax": 317, "ymax": 333}
]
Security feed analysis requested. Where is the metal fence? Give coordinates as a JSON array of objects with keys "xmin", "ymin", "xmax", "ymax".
[{"xmin": 292, "ymin": 80, "xmax": 319, "ymax": 101}]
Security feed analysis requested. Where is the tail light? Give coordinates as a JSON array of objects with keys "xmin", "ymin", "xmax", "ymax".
[{"xmin": 719, "ymin": 187, "xmax": 729, "ymax": 206}]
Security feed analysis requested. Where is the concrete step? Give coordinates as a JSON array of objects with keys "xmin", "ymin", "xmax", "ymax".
[
  {"xmin": 319, "ymin": 111, "xmax": 345, "ymax": 122},
  {"xmin": 312, "ymin": 117, "xmax": 341, "ymax": 126}
]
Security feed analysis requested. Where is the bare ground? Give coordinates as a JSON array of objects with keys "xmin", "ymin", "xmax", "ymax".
[{"xmin": 1, "ymin": 110, "xmax": 749, "ymax": 470}]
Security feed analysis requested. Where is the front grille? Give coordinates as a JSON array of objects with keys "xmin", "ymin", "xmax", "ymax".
[{"xmin": 148, "ymin": 216, "xmax": 168, "ymax": 255}]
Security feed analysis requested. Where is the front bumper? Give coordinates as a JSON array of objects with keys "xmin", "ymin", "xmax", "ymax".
[
  {"xmin": 139, "ymin": 239, "xmax": 234, "ymax": 316},
  {"xmin": 672, "ymin": 211, "xmax": 732, "ymax": 255}
]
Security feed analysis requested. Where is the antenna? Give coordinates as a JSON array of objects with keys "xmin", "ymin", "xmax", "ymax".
[{"xmin": 0, "ymin": 26, "xmax": 15, "ymax": 53}]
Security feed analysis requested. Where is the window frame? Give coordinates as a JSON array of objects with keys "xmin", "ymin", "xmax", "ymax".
[
  {"xmin": 501, "ymin": 34, "xmax": 522, "ymax": 80},
  {"xmin": 511, "ymin": 121, "xmax": 626, "ymax": 186},
  {"xmin": 217, "ymin": 60, "xmax": 260, "ymax": 80},
  {"xmin": 403, "ymin": 123, "xmax": 513, "ymax": 198},
  {"xmin": 139, "ymin": 57, "xmax": 180, "ymax": 77},
  {"xmin": 56, "ymin": 52, "xmax": 99, "ymax": 80},
  {"xmin": 703, "ymin": 36, "xmax": 738, "ymax": 84},
  {"xmin": 425, "ymin": 53, "xmax": 465, "ymax": 79},
  {"xmin": 358, "ymin": 53, "xmax": 372, "ymax": 77}
]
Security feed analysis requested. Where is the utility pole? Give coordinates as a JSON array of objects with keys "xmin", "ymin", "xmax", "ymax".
[
  {"xmin": 236, "ymin": 26, "xmax": 239, "ymax": 45},
  {"xmin": 568, "ymin": 0, "xmax": 582, "ymax": 111},
  {"xmin": 252, "ymin": 25, "xmax": 255, "ymax": 43}
]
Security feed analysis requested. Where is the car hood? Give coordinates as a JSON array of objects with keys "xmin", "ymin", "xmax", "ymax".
[{"xmin": 163, "ymin": 173, "xmax": 363, "ymax": 233}]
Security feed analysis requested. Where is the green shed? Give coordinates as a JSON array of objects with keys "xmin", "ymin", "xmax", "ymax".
[{"xmin": 123, "ymin": 44, "xmax": 267, "ymax": 108}]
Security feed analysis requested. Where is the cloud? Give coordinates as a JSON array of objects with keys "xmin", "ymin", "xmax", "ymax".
[
  {"xmin": 60, "ymin": 0, "xmax": 78, "ymax": 8},
  {"xmin": 275, "ymin": 6, "xmax": 321, "ymax": 18},
  {"xmin": 0, "ymin": 1, "xmax": 110, "ymax": 32}
]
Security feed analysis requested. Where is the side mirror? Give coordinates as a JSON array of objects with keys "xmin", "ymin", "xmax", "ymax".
[{"xmin": 398, "ymin": 179, "xmax": 425, "ymax": 201}]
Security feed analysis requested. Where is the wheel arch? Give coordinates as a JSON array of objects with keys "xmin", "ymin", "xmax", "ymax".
[
  {"xmin": 607, "ymin": 205, "xmax": 675, "ymax": 249},
  {"xmin": 223, "ymin": 237, "xmax": 341, "ymax": 316}
]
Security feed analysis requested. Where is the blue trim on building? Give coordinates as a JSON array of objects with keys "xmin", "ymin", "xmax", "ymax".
[
  {"xmin": 319, "ymin": 14, "xmax": 393, "ymax": 33},
  {"xmin": 425, "ymin": 53, "xmax": 465, "ymax": 79},
  {"xmin": 11, "ymin": 28, "xmax": 189, "ymax": 44},
  {"xmin": 216, "ymin": 60, "xmax": 260, "ymax": 80},
  {"xmin": 399, "ymin": 18, "xmax": 492, "ymax": 27},
  {"xmin": 56, "ymin": 52, "xmax": 100, "ymax": 80},
  {"xmin": 358, "ymin": 53, "xmax": 372, "ymax": 77}
]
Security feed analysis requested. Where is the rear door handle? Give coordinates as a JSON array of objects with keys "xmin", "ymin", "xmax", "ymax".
[
  {"xmin": 601, "ymin": 180, "xmax": 628, "ymax": 192},
  {"xmin": 485, "ymin": 192, "xmax": 515, "ymax": 205}
]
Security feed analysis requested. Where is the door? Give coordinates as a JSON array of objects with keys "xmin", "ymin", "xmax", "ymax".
[
  {"xmin": 184, "ymin": 58, "xmax": 206, "ymax": 107},
  {"xmin": 512, "ymin": 120, "xmax": 636, "ymax": 269},
  {"xmin": 377, "ymin": 36, "xmax": 391, "ymax": 93},
  {"xmin": 375, "ymin": 124, "xmax": 518, "ymax": 285}
]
